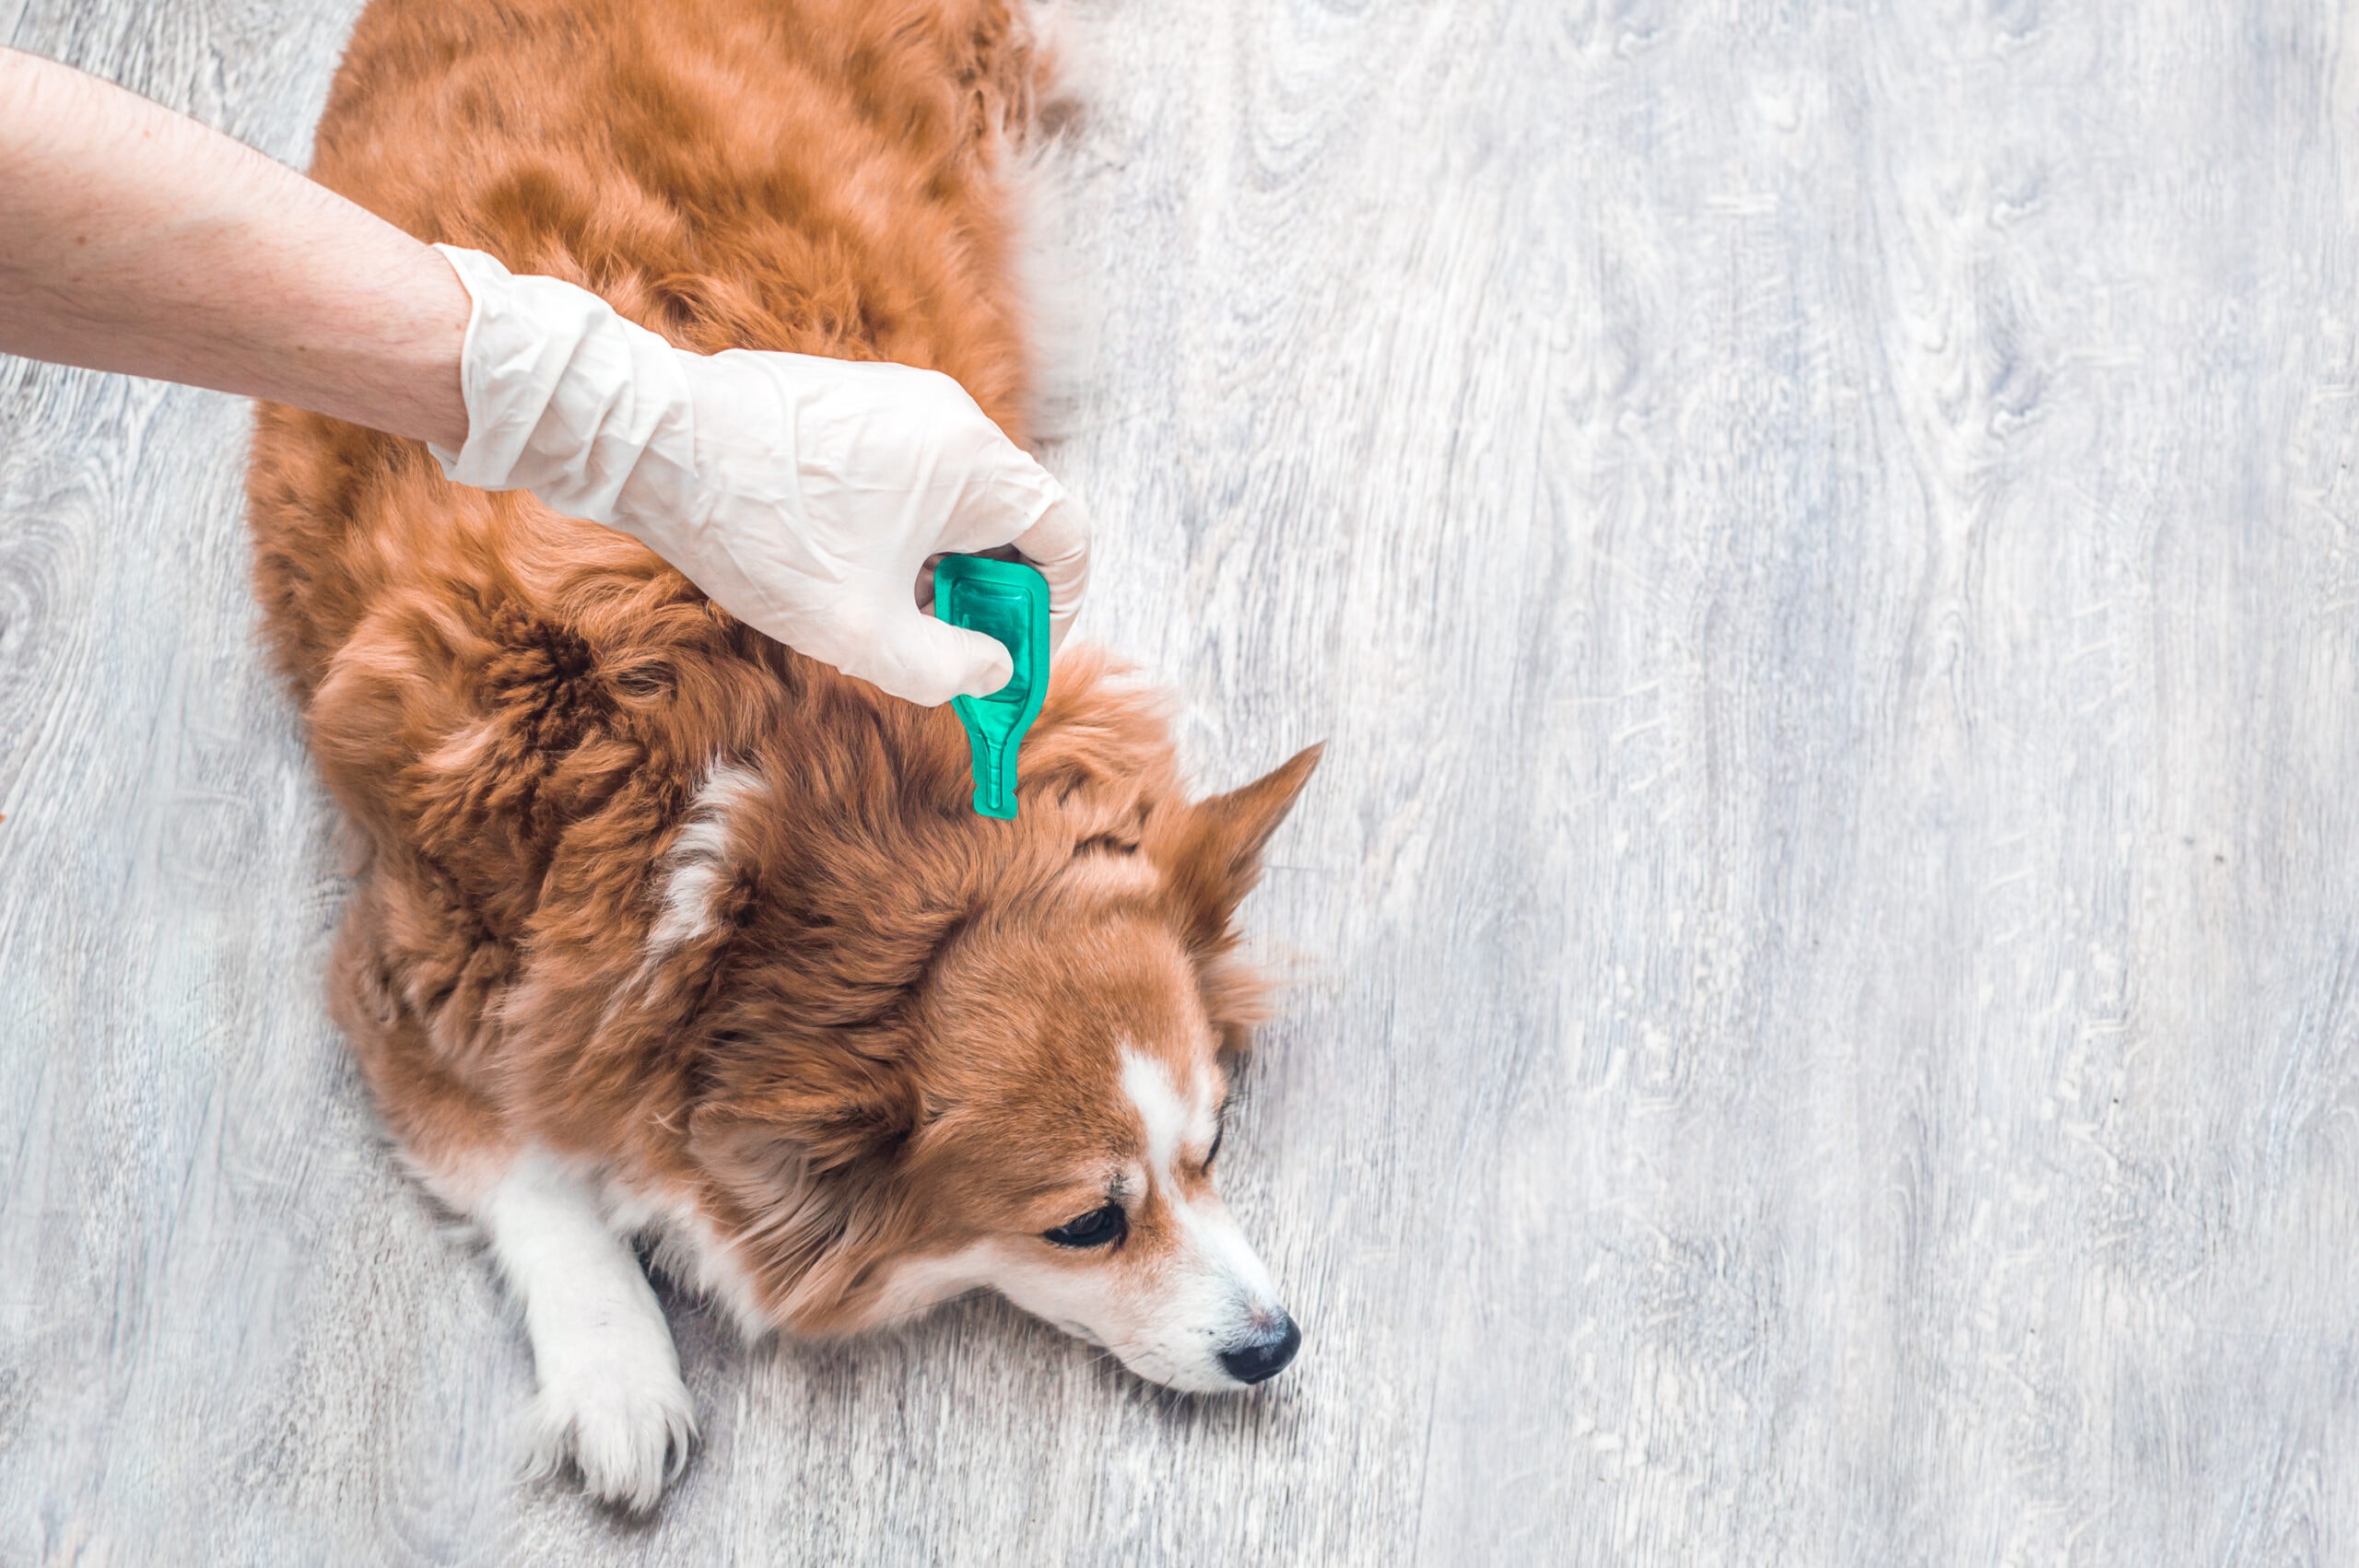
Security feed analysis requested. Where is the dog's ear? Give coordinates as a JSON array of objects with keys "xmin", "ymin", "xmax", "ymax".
[
  {"xmin": 687, "ymin": 1032, "xmax": 920, "ymax": 1187},
  {"xmin": 685, "ymin": 1026, "xmax": 925, "ymax": 1334},
  {"xmin": 1155, "ymin": 743, "xmax": 1322, "ymax": 954}
]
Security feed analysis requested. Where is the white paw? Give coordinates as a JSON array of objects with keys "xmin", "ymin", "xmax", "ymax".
[{"xmin": 522, "ymin": 1352, "xmax": 697, "ymax": 1513}]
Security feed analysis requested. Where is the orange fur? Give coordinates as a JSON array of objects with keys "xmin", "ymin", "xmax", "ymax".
[{"xmin": 246, "ymin": 0, "xmax": 1318, "ymax": 1342}]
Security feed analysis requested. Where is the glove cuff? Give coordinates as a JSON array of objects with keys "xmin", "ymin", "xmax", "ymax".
[{"xmin": 428, "ymin": 243, "xmax": 692, "ymax": 530}]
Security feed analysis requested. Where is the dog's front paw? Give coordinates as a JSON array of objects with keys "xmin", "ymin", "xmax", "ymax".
[{"xmin": 522, "ymin": 1354, "xmax": 697, "ymax": 1513}]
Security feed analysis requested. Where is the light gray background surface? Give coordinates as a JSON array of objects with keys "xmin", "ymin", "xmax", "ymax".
[{"xmin": 6, "ymin": 1, "xmax": 2359, "ymax": 1562}]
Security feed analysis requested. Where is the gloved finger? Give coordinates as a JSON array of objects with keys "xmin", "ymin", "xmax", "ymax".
[
  {"xmin": 846, "ymin": 605, "xmax": 1015, "ymax": 707},
  {"xmin": 936, "ymin": 407, "xmax": 1058, "ymax": 545},
  {"xmin": 1013, "ymin": 492, "xmax": 1091, "ymax": 650}
]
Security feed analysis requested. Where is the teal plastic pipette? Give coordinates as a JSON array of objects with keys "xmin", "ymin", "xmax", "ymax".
[{"xmin": 933, "ymin": 555, "xmax": 1049, "ymax": 819}]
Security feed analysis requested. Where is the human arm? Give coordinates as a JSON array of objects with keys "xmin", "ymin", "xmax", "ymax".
[
  {"xmin": 0, "ymin": 47, "xmax": 1087, "ymax": 703},
  {"xmin": 0, "ymin": 44, "xmax": 470, "ymax": 445}
]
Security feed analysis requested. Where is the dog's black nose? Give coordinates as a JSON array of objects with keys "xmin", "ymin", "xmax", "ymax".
[{"xmin": 1218, "ymin": 1314, "xmax": 1301, "ymax": 1385}]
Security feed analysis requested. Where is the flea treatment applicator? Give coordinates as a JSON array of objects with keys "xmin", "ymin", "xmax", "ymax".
[{"xmin": 933, "ymin": 555, "xmax": 1050, "ymax": 819}]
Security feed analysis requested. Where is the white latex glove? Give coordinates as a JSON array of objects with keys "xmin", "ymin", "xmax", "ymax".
[{"xmin": 426, "ymin": 245, "xmax": 1089, "ymax": 706}]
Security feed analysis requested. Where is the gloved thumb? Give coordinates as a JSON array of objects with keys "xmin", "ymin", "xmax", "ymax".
[{"xmin": 854, "ymin": 605, "xmax": 1015, "ymax": 707}]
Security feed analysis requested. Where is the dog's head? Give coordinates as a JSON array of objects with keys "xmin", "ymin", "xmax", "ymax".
[{"xmin": 671, "ymin": 667, "xmax": 1320, "ymax": 1392}]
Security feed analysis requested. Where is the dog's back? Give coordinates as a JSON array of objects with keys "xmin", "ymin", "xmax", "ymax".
[{"xmin": 250, "ymin": 0, "xmax": 1044, "ymax": 693}]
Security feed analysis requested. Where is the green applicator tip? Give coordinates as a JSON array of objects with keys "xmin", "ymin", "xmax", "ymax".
[{"xmin": 933, "ymin": 554, "xmax": 1050, "ymax": 820}]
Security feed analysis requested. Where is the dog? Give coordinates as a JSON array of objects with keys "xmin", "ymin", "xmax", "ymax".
[{"xmin": 244, "ymin": 0, "xmax": 1319, "ymax": 1512}]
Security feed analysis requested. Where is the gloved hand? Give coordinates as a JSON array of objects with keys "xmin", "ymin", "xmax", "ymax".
[{"xmin": 426, "ymin": 244, "xmax": 1089, "ymax": 706}]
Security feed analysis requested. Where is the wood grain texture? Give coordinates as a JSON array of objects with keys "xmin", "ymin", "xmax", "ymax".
[{"xmin": 7, "ymin": 0, "xmax": 2359, "ymax": 1562}]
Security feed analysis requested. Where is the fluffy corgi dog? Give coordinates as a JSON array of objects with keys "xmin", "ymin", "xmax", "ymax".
[{"xmin": 245, "ymin": 0, "xmax": 1318, "ymax": 1512}]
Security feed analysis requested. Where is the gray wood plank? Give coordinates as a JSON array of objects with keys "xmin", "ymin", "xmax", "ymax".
[{"xmin": 6, "ymin": 0, "xmax": 2359, "ymax": 1562}]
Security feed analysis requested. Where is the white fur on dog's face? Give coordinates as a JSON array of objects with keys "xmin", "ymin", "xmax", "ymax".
[
  {"xmin": 1006, "ymin": 1050, "xmax": 1285, "ymax": 1389},
  {"xmin": 874, "ymin": 1048, "xmax": 1293, "ymax": 1392}
]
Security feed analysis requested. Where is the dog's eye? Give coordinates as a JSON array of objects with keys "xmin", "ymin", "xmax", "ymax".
[
  {"xmin": 1042, "ymin": 1203, "xmax": 1128, "ymax": 1249},
  {"xmin": 1204, "ymin": 1125, "xmax": 1224, "ymax": 1169}
]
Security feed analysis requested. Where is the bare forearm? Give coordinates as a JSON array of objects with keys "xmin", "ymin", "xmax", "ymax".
[{"xmin": 0, "ymin": 47, "xmax": 466, "ymax": 447}]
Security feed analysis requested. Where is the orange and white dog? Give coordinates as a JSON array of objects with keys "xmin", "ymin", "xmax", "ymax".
[{"xmin": 245, "ymin": 0, "xmax": 1317, "ymax": 1511}]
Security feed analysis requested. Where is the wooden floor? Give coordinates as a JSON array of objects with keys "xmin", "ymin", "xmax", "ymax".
[{"xmin": 7, "ymin": 0, "xmax": 2359, "ymax": 1562}]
